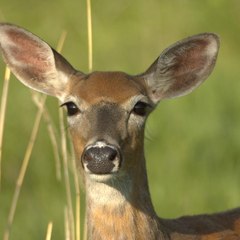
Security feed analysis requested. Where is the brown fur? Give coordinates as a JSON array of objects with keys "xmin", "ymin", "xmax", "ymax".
[{"xmin": 70, "ymin": 71, "xmax": 146, "ymax": 104}]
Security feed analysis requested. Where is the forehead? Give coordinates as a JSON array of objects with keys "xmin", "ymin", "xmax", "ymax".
[{"xmin": 70, "ymin": 71, "xmax": 145, "ymax": 104}]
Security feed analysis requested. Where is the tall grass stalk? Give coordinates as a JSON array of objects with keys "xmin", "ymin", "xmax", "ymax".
[
  {"xmin": 59, "ymin": 105, "xmax": 75, "ymax": 240},
  {"xmin": 56, "ymin": 31, "xmax": 67, "ymax": 54},
  {"xmin": 31, "ymin": 93, "xmax": 62, "ymax": 181},
  {"xmin": 69, "ymin": 140, "xmax": 81, "ymax": 240},
  {"xmin": 56, "ymin": 31, "xmax": 76, "ymax": 240},
  {"xmin": 3, "ymin": 95, "xmax": 46, "ymax": 240},
  {"xmin": 45, "ymin": 222, "xmax": 53, "ymax": 240},
  {"xmin": 86, "ymin": 0, "xmax": 93, "ymax": 72},
  {"xmin": 0, "ymin": 67, "xmax": 10, "ymax": 189},
  {"xmin": 75, "ymin": 190, "xmax": 81, "ymax": 240},
  {"xmin": 65, "ymin": 207, "xmax": 71, "ymax": 240},
  {"xmin": 83, "ymin": 1, "xmax": 93, "ymax": 239}
]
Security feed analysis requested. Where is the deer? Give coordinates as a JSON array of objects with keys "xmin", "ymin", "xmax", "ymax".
[{"xmin": 0, "ymin": 23, "xmax": 240, "ymax": 240}]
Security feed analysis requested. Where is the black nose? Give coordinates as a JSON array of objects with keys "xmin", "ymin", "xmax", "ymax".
[{"xmin": 82, "ymin": 145, "xmax": 120, "ymax": 174}]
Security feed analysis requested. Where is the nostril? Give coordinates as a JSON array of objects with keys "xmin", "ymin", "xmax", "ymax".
[
  {"xmin": 83, "ymin": 149, "xmax": 94, "ymax": 162},
  {"xmin": 108, "ymin": 149, "xmax": 117, "ymax": 161}
]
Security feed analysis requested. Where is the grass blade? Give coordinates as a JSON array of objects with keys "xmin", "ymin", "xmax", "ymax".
[
  {"xmin": 3, "ymin": 95, "xmax": 46, "ymax": 240},
  {"xmin": 83, "ymin": 1, "xmax": 94, "ymax": 238},
  {"xmin": 31, "ymin": 93, "xmax": 61, "ymax": 181},
  {"xmin": 86, "ymin": 0, "xmax": 93, "ymax": 72},
  {"xmin": 57, "ymin": 31, "xmax": 75, "ymax": 240},
  {"xmin": 0, "ymin": 67, "xmax": 10, "ymax": 189},
  {"xmin": 59, "ymin": 106, "xmax": 75, "ymax": 240},
  {"xmin": 69, "ymin": 140, "xmax": 81, "ymax": 240},
  {"xmin": 56, "ymin": 31, "xmax": 67, "ymax": 53},
  {"xmin": 45, "ymin": 222, "xmax": 53, "ymax": 240},
  {"xmin": 64, "ymin": 207, "xmax": 71, "ymax": 240}
]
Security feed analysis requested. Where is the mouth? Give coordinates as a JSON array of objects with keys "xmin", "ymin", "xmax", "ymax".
[{"xmin": 87, "ymin": 172, "xmax": 118, "ymax": 183}]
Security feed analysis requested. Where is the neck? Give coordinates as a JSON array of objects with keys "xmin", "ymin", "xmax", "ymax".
[{"xmin": 84, "ymin": 156, "xmax": 168, "ymax": 240}]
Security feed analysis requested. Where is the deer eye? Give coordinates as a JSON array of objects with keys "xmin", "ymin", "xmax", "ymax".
[
  {"xmin": 132, "ymin": 101, "xmax": 150, "ymax": 116},
  {"xmin": 61, "ymin": 102, "xmax": 80, "ymax": 116}
]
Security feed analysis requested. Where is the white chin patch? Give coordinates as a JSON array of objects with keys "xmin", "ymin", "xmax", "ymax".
[{"xmin": 88, "ymin": 173, "xmax": 117, "ymax": 183}]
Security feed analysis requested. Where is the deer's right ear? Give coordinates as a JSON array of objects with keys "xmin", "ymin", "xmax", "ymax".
[{"xmin": 0, "ymin": 23, "xmax": 82, "ymax": 100}]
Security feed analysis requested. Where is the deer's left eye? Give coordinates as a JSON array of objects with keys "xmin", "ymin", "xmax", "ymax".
[
  {"xmin": 61, "ymin": 102, "xmax": 80, "ymax": 116},
  {"xmin": 132, "ymin": 101, "xmax": 150, "ymax": 116}
]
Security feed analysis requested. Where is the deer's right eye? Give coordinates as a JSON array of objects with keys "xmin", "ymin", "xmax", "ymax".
[{"xmin": 61, "ymin": 102, "xmax": 80, "ymax": 116}]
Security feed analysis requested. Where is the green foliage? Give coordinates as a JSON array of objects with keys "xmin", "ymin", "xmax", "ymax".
[{"xmin": 0, "ymin": 0, "xmax": 240, "ymax": 239}]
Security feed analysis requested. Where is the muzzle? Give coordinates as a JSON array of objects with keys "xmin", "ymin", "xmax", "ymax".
[{"xmin": 81, "ymin": 141, "xmax": 122, "ymax": 175}]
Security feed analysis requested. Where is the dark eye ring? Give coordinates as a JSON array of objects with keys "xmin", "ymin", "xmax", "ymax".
[
  {"xmin": 132, "ymin": 101, "xmax": 150, "ymax": 116},
  {"xmin": 61, "ymin": 101, "xmax": 80, "ymax": 116}
]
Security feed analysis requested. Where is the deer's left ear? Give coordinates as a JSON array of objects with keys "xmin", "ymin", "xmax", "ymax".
[
  {"xmin": 0, "ymin": 23, "xmax": 83, "ymax": 100},
  {"xmin": 141, "ymin": 33, "xmax": 220, "ymax": 104}
]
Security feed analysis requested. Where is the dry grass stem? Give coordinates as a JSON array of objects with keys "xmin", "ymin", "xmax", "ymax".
[
  {"xmin": 70, "ymin": 141, "xmax": 81, "ymax": 240},
  {"xmin": 83, "ymin": 1, "xmax": 94, "ymax": 238},
  {"xmin": 59, "ymin": 106, "xmax": 75, "ymax": 240},
  {"xmin": 86, "ymin": 0, "xmax": 93, "ymax": 72},
  {"xmin": 81, "ymin": 1, "xmax": 94, "ymax": 238},
  {"xmin": 3, "ymin": 95, "xmax": 46, "ymax": 240},
  {"xmin": 31, "ymin": 92, "xmax": 62, "ymax": 181},
  {"xmin": 83, "ymin": 218, "xmax": 87, "ymax": 240},
  {"xmin": 45, "ymin": 222, "xmax": 53, "ymax": 240},
  {"xmin": 65, "ymin": 207, "xmax": 71, "ymax": 240},
  {"xmin": 76, "ymin": 194, "xmax": 81, "ymax": 240},
  {"xmin": 0, "ymin": 67, "xmax": 10, "ymax": 189},
  {"xmin": 57, "ymin": 31, "xmax": 75, "ymax": 240},
  {"xmin": 56, "ymin": 31, "xmax": 68, "ymax": 53}
]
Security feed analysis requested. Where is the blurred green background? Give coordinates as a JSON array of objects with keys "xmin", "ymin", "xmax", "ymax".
[{"xmin": 0, "ymin": 0, "xmax": 240, "ymax": 239}]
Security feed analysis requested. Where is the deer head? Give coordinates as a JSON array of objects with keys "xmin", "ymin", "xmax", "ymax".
[{"xmin": 0, "ymin": 23, "xmax": 219, "ymax": 185}]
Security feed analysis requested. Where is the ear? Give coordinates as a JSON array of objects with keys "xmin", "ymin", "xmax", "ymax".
[
  {"xmin": 0, "ymin": 23, "xmax": 83, "ymax": 100},
  {"xmin": 141, "ymin": 33, "xmax": 220, "ymax": 104}
]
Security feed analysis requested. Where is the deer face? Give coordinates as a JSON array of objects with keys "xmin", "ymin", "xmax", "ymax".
[
  {"xmin": 62, "ymin": 71, "xmax": 151, "ymax": 181},
  {"xmin": 0, "ymin": 23, "xmax": 219, "ymax": 183}
]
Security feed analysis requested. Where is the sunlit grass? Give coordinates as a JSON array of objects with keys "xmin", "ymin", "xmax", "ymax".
[
  {"xmin": 0, "ymin": 67, "xmax": 10, "ymax": 189},
  {"xmin": 3, "ymin": 95, "xmax": 46, "ymax": 240},
  {"xmin": 45, "ymin": 221, "xmax": 53, "ymax": 240}
]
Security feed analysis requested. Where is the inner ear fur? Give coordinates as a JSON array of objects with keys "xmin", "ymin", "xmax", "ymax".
[
  {"xmin": 141, "ymin": 33, "xmax": 220, "ymax": 104},
  {"xmin": 0, "ymin": 23, "xmax": 83, "ymax": 99}
]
